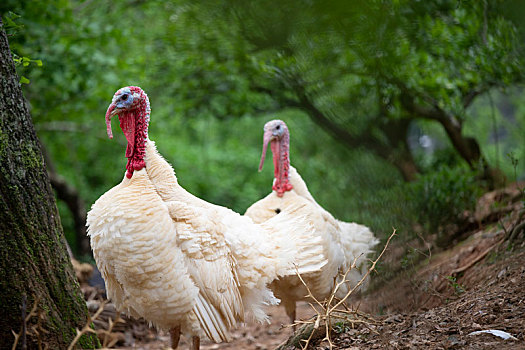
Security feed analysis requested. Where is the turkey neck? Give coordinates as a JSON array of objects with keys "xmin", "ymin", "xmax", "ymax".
[
  {"xmin": 144, "ymin": 141, "xmax": 182, "ymax": 200},
  {"xmin": 271, "ymin": 131, "xmax": 293, "ymax": 197},
  {"xmin": 287, "ymin": 166, "xmax": 318, "ymax": 206},
  {"xmin": 119, "ymin": 100, "xmax": 150, "ymax": 179},
  {"xmin": 144, "ymin": 141, "xmax": 209, "ymax": 207}
]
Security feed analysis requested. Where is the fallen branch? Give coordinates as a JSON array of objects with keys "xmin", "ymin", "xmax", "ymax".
[
  {"xmin": 450, "ymin": 239, "xmax": 503, "ymax": 276},
  {"xmin": 98, "ymin": 309, "xmax": 125, "ymax": 348}
]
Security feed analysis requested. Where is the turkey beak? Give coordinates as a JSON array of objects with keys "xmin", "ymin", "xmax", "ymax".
[
  {"xmin": 259, "ymin": 129, "xmax": 274, "ymax": 172},
  {"xmin": 105, "ymin": 102, "xmax": 119, "ymax": 139}
]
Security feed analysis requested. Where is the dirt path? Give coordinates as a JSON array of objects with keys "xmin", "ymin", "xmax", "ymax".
[
  {"xmin": 116, "ymin": 302, "xmax": 315, "ymax": 349},
  {"xmin": 325, "ymin": 248, "xmax": 525, "ymax": 350},
  {"xmin": 117, "ymin": 240, "xmax": 524, "ymax": 350}
]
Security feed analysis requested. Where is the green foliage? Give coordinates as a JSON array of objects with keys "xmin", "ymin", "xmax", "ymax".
[
  {"xmin": 359, "ymin": 181, "xmax": 418, "ymax": 239},
  {"xmin": 446, "ymin": 275, "xmax": 466, "ymax": 295},
  {"xmin": 333, "ymin": 321, "xmax": 349, "ymax": 334},
  {"xmin": 360, "ymin": 163, "xmax": 485, "ymax": 243},
  {"xmin": 12, "ymin": 54, "xmax": 42, "ymax": 68},
  {"xmin": 2, "ymin": 11, "xmax": 23, "ymax": 34},
  {"xmin": 465, "ymin": 88, "xmax": 525, "ymax": 180},
  {"xmin": 2, "ymin": 11, "xmax": 42, "ymax": 84},
  {"xmin": 199, "ymin": 0, "xmax": 525, "ymax": 162},
  {"xmin": 410, "ymin": 165, "xmax": 483, "ymax": 233},
  {"xmin": 2, "ymin": 0, "xmax": 524, "ymax": 256}
]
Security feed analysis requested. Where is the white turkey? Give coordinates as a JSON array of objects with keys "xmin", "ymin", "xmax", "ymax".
[
  {"xmin": 87, "ymin": 87, "xmax": 326, "ymax": 349},
  {"xmin": 245, "ymin": 119, "xmax": 379, "ymax": 324}
]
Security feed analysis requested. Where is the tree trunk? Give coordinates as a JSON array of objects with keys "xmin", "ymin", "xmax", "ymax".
[
  {"xmin": 437, "ymin": 116, "xmax": 481, "ymax": 167},
  {"xmin": 0, "ymin": 20, "xmax": 98, "ymax": 349},
  {"xmin": 49, "ymin": 172, "xmax": 92, "ymax": 257},
  {"xmin": 42, "ymin": 145, "xmax": 91, "ymax": 257}
]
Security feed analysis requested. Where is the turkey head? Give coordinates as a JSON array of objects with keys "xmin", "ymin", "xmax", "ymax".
[
  {"xmin": 259, "ymin": 119, "xmax": 293, "ymax": 197},
  {"xmin": 105, "ymin": 86, "xmax": 151, "ymax": 178}
]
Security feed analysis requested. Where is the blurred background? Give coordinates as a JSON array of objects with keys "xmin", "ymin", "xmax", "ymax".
[{"xmin": 2, "ymin": 0, "xmax": 524, "ymax": 260}]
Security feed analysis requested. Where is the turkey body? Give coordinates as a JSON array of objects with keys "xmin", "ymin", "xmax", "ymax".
[
  {"xmin": 245, "ymin": 120, "xmax": 379, "ymax": 322},
  {"xmin": 88, "ymin": 169, "xmax": 242, "ymax": 341},
  {"xmin": 246, "ymin": 166, "xmax": 378, "ymax": 317}
]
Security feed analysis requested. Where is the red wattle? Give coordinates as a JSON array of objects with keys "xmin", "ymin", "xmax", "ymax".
[
  {"xmin": 270, "ymin": 128, "xmax": 292, "ymax": 197},
  {"xmin": 112, "ymin": 88, "xmax": 150, "ymax": 178},
  {"xmin": 119, "ymin": 113, "xmax": 136, "ymax": 158}
]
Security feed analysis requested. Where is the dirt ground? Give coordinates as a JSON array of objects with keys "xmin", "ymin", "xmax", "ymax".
[
  {"xmin": 314, "ymin": 244, "xmax": 525, "ymax": 350},
  {"xmin": 83, "ymin": 185, "xmax": 524, "ymax": 350}
]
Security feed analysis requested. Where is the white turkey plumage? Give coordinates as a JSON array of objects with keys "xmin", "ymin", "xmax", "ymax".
[{"xmin": 245, "ymin": 119, "xmax": 379, "ymax": 324}]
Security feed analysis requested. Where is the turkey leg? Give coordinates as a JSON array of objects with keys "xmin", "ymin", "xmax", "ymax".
[{"xmin": 169, "ymin": 326, "xmax": 181, "ymax": 349}]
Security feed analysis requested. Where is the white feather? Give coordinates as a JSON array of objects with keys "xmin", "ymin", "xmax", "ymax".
[{"xmin": 245, "ymin": 165, "xmax": 379, "ymax": 316}]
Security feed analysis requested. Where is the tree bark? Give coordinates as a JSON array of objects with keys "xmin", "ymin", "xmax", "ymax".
[
  {"xmin": 49, "ymin": 172, "xmax": 92, "ymax": 257},
  {"xmin": 0, "ymin": 20, "xmax": 98, "ymax": 349},
  {"xmin": 41, "ymin": 145, "xmax": 91, "ymax": 257}
]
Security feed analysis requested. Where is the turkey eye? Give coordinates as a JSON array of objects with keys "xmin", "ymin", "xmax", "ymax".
[
  {"xmin": 276, "ymin": 125, "xmax": 280, "ymax": 130},
  {"xmin": 121, "ymin": 94, "xmax": 128, "ymax": 101}
]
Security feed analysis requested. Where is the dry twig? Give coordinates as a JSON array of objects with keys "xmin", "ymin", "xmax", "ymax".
[
  {"xmin": 98, "ymin": 310, "xmax": 125, "ymax": 348},
  {"xmin": 11, "ymin": 296, "xmax": 41, "ymax": 350},
  {"xmin": 289, "ymin": 230, "xmax": 396, "ymax": 350},
  {"xmin": 67, "ymin": 300, "xmax": 106, "ymax": 350}
]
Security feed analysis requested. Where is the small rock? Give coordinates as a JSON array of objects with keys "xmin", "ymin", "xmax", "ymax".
[
  {"xmin": 255, "ymin": 343, "xmax": 267, "ymax": 350},
  {"xmin": 497, "ymin": 268, "xmax": 507, "ymax": 279},
  {"xmin": 347, "ymin": 329, "xmax": 359, "ymax": 336},
  {"xmin": 246, "ymin": 335, "xmax": 255, "ymax": 344},
  {"xmin": 384, "ymin": 315, "xmax": 402, "ymax": 323},
  {"xmin": 447, "ymin": 334, "xmax": 466, "ymax": 347}
]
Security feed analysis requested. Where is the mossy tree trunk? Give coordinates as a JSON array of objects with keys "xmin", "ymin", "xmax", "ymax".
[{"xmin": 0, "ymin": 20, "xmax": 98, "ymax": 349}]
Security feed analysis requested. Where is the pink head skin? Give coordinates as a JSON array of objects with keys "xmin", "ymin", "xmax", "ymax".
[
  {"xmin": 105, "ymin": 86, "xmax": 151, "ymax": 179},
  {"xmin": 259, "ymin": 119, "xmax": 293, "ymax": 197}
]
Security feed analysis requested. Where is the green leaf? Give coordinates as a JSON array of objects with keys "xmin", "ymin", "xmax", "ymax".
[{"xmin": 20, "ymin": 76, "xmax": 30, "ymax": 84}]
